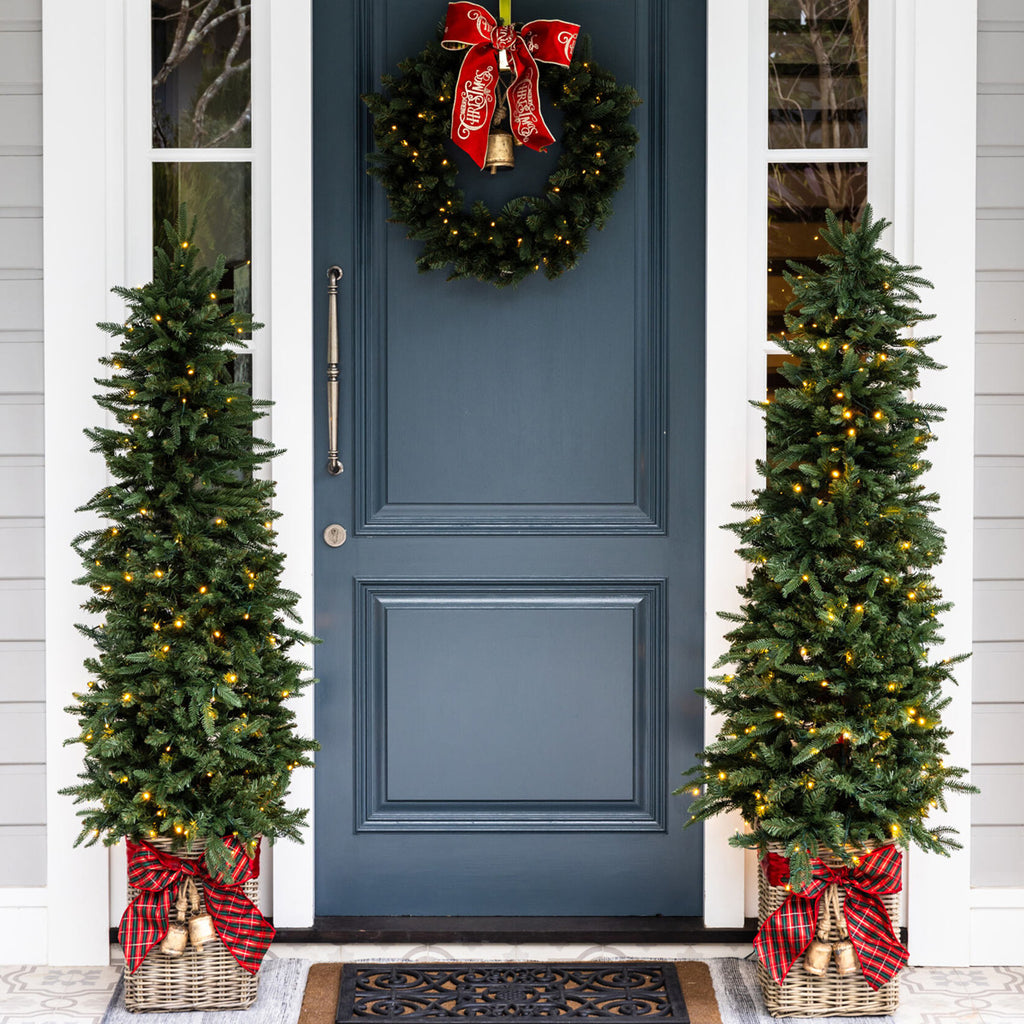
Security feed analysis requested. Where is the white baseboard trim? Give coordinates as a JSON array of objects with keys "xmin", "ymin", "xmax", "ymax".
[
  {"xmin": 0, "ymin": 905, "xmax": 47, "ymax": 963},
  {"xmin": 970, "ymin": 905, "xmax": 1024, "ymax": 964}
]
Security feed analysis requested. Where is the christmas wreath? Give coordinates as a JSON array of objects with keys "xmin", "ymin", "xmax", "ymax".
[{"xmin": 363, "ymin": 28, "xmax": 640, "ymax": 287}]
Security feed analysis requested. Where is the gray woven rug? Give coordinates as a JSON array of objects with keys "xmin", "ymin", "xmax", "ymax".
[
  {"xmin": 707, "ymin": 958, "xmax": 893, "ymax": 1024},
  {"xmin": 101, "ymin": 956, "xmax": 310, "ymax": 1023}
]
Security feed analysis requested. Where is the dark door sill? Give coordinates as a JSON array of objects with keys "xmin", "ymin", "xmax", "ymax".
[{"xmin": 271, "ymin": 917, "xmax": 759, "ymax": 944}]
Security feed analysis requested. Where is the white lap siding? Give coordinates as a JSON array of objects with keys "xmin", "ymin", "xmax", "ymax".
[
  {"xmin": 0, "ymin": 0, "xmax": 45, "ymax": 889},
  {"xmin": 974, "ymin": 1, "xmax": 1024, "ymax": 890}
]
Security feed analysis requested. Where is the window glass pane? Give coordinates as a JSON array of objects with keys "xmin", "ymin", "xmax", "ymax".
[
  {"xmin": 153, "ymin": 162, "xmax": 252, "ymax": 321},
  {"xmin": 768, "ymin": 162, "xmax": 867, "ymax": 337},
  {"xmin": 769, "ymin": 0, "xmax": 868, "ymax": 149},
  {"xmin": 152, "ymin": 0, "xmax": 252, "ymax": 149}
]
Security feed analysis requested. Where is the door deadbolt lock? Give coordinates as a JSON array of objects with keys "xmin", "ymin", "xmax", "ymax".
[{"xmin": 323, "ymin": 524, "xmax": 348, "ymax": 547}]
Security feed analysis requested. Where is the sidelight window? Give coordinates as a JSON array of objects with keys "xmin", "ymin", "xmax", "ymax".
[
  {"xmin": 765, "ymin": 0, "xmax": 888, "ymax": 396},
  {"xmin": 139, "ymin": 1, "xmax": 263, "ymax": 394}
]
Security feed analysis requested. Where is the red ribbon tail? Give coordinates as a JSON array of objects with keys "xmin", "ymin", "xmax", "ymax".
[
  {"xmin": 508, "ymin": 49, "xmax": 555, "ymax": 152},
  {"xmin": 450, "ymin": 44, "xmax": 499, "ymax": 167}
]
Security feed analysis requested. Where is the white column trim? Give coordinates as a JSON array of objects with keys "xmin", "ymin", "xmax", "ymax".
[
  {"xmin": 266, "ymin": 0, "xmax": 315, "ymax": 928},
  {"xmin": 703, "ymin": 0, "xmax": 758, "ymax": 928},
  {"xmin": 42, "ymin": 0, "xmax": 124, "ymax": 966},
  {"xmin": 899, "ymin": 0, "xmax": 977, "ymax": 967}
]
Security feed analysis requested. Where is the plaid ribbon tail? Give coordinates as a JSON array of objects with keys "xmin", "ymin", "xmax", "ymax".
[
  {"xmin": 754, "ymin": 890, "xmax": 825, "ymax": 984},
  {"xmin": 844, "ymin": 895, "xmax": 908, "ymax": 989},
  {"xmin": 118, "ymin": 877, "xmax": 178, "ymax": 974},
  {"xmin": 842, "ymin": 845, "xmax": 909, "ymax": 989},
  {"xmin": 842, "ymin": 878, "xmax": 909, "ymax": 989},
  {"xmin": 204, "ymin": 879, "xmax": 275, "ymax": 974}
]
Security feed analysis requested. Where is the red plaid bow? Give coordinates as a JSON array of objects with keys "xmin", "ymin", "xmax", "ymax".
[
  {"xmin": 442, "ymin": 1, "xmax": 580, "ymax": 167},
  {"xmin": 754, "ymin": 845, "xmax": 909, "ymax": 990},
  {"xmin": 119, "ymin": 836, "xmax": 274, "ymax": 975}
]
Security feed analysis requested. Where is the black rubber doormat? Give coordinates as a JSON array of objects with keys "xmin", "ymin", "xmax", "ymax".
[{"xmin": 336, "ymin": 963, "xmax": 690, "ymax": 1022}]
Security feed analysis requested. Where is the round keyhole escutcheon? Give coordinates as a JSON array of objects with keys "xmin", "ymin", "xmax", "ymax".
[{"xmin": 323, "ymin": 524, "xmax": 347, "ymax": 547}]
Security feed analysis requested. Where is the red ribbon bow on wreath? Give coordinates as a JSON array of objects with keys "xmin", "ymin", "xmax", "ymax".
[
  {"xmin": 754, "ymin": 845, "xmax": 909, "ymax": 990},
  {"xmin": 118, "ymin": 836, "xmax": 274, "ymax": 975},
  {"xmin": 442, "ymin": 1, "xmax": 580, "ymax": 168}
]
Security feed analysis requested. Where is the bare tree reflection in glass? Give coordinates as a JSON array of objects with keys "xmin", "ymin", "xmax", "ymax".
[
  {"xmin": 769, "ymin": 0, "xmax": 868, "ymax": 151},
  {"xmin": 152, "ymin": 0, "xmax": 252, "ymax": 149}
]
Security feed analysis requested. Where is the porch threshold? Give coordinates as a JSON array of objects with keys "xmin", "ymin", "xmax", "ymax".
[{"xmin": 270, "ymin": 917, "xmax": 759, "ymax": 944}]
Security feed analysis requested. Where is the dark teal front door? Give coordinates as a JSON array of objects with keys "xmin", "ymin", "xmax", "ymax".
[{"xmin": 312, "ymin": 0, "xmax": 705, "ymax": 916}]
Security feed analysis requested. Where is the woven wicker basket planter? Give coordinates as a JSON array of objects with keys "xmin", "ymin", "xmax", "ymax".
[
  {"xmin": 756, "ymin": 842, "xmax": 901, "ymax": 1018},
  {"xmin": 123, "ymin": 838, "xmax": 260, "ymax": 1013}
]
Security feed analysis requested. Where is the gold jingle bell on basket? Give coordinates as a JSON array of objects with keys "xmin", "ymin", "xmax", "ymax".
[
  {"xmin": 833, "ymin": 936, "xmax": 860, "ymax": 976},
  {"xmin": 803, "ymin": 932, "xmax": 833, "ymax": 976},
  {"xmin": 159, "ymin": 920, "xmax": 189, "ymax": 957},
  {"xmin": 188, "ymin": 911, "xmax": 217, "ymax": 954}
]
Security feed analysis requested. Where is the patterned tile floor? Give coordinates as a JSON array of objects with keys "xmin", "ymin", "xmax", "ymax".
[{"xmin": 0, "ymin": 946, "xmax": 1021, "ymax": 1023}]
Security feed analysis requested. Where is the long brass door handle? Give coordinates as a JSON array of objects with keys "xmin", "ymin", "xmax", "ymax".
[{"xmin": 326, "ymin": 265, "xmax": 344, "ymax": 475}]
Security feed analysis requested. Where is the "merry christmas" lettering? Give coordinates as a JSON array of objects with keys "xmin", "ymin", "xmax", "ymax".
[{"xmin": 456, "ymin": 66, "xmax": 496, "ymax": 140}]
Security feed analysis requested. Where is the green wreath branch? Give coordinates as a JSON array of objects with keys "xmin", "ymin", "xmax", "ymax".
[{"xmin": 363, "ymin": 35, "xmax": 641, "ymax": 287}]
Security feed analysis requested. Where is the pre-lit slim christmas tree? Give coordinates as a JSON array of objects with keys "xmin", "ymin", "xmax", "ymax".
[
  {"xmin": 683, "ymin": 207, "xmax": 974, "ymax": 889},
  {"xmin": 62, "ymin": 210, "xmax": 317, "ymax": 874}
]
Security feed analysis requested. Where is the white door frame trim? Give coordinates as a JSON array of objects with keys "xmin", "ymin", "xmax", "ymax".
[
  {"xmin": 703, "ymin": 0, "xmax": 757, "ymax": 928},
  {"xmin": 264, "ymin": 0, "xmax": 315, "ymax": 929}
]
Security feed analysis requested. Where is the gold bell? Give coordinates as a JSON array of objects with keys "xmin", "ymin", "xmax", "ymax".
[
  {"xmin": 159, "ymin": 921, "xmax": 189, "ymax": 957},
  {"xmin": 188, "ymin": 912, "xmax": 217, "ymax": 954},
  {"xmin": 803, "ymin": 934, "xmax": 833, "ymax": 976},
  {"xmin": 484, "ymin": 129, "xmax": 515, "ymax": 174},
  {"xmin": 833, "ymin": 937, "xmax": 860, "ymax": 975}
]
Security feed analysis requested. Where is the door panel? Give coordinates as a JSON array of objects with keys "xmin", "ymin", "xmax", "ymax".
[
  {"xmin": 354, "ymin": 580, "xmax": 666, "ymax": 832},
  {"xmin": 313, "ymin": 0, "xmax": 705, "ymax": 916}
]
